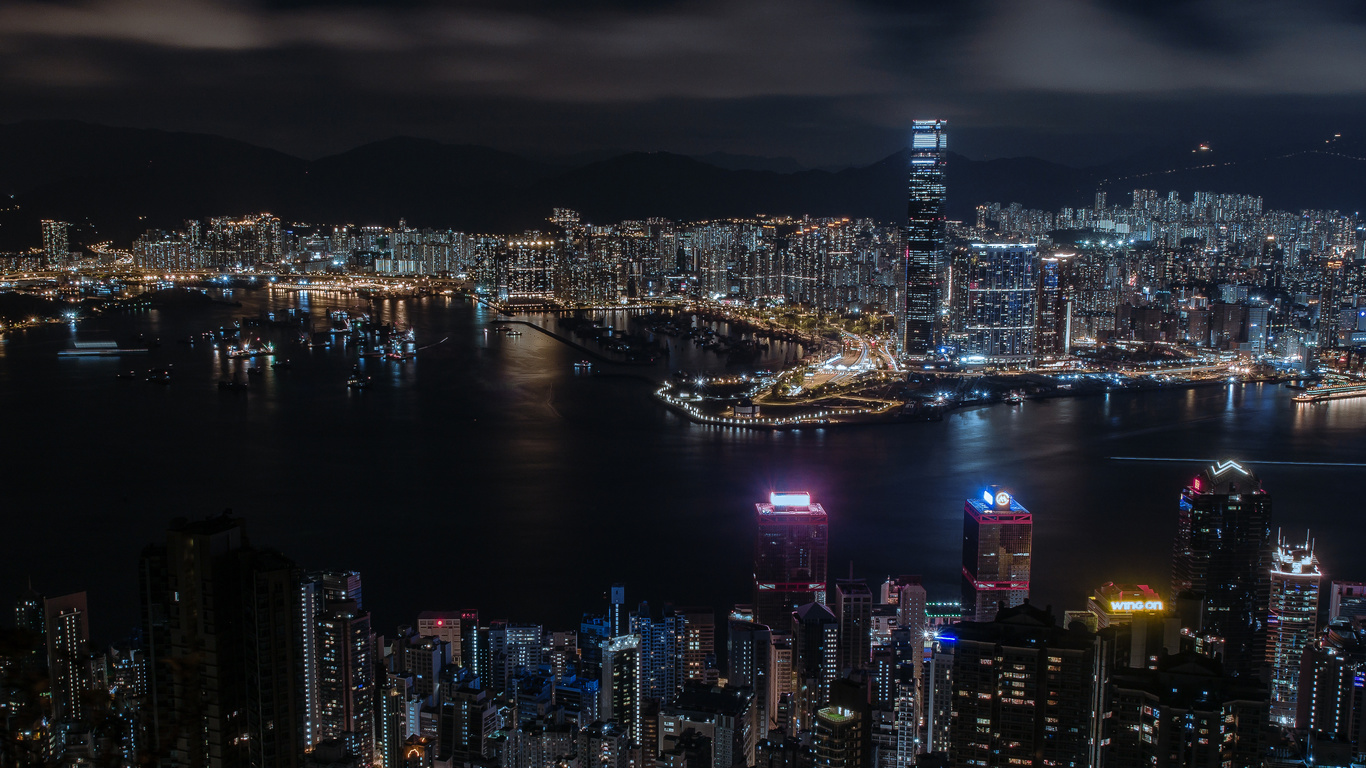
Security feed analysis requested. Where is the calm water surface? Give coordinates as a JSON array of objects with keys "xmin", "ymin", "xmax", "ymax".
[{"xmin": 3, "ymin": 287, "xmax": 1364, "ymax": 640}]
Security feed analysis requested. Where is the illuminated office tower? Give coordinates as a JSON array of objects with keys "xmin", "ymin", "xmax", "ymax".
[
  {"xmin": 41, "ymin": 219, "xmax": 70, "ymax": 265},
  {"xmin": 1266, "ymin": 532, "xmax": 1321, "ymax": 727},
  {"xmin": 951, "ymin": 243, "xmax": 1039, "ymax": 362},
  {"xmin": 1037, "ymin": 253, "xmax": 1074, "ymax": 356},
  {"xmin": 960, "ymin": 487, "xmax": 1032, "ymax": 621},
  {"xmin": 754, "ymin": 492, "xmax": 829, "ymax": 630},
  {"xmin": 903, "ymin": 119, "xmax": 948, "ymax": 357},
  {"xmin": 44, "ymin": 592, "xmax": 91, "ymax": 723},
  {"xmin": 1173, "ymin": 460, "xmax": 1272, "ymax": 677},
  {"xmin": 631, "ymin": 603, "xmax": 681, "ymax": 706}
]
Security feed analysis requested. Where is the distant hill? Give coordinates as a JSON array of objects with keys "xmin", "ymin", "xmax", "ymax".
[{"xmin": 1, "ymin": 120, "xmax": 1363, "ymax": 250}]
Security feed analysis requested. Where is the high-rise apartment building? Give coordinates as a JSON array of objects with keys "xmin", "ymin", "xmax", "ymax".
[
  {"xmin": 903, "ymin": 119, "xmax": 948, "ymax": 357},
  {"xmin": 939, "ymin": 602, "xmax": 1102, "ymax": 768},
  {"xmin": 1173, "ymin": 460, "xmax": 1272, "ymax": 677},
  {"xmin": 754, "ymin": 492, "xmax": 829, "ymax": 630},
  {"xmin": 1266, "ymin": 532, "xmax": 1321, "ymax": 727},
  {"xmin": 600, "ymin": 635, "xmax": 643, "ymax": 742},
  {"xmin": 1297, "ymin": 619, "xmax": 1366, "ymax": 755},
  {"xmin": 960, "ymin": 487, "xmax": 1032, "ymax": 621},
  {"xmin": 1105, "ymin": 652, "xmax": 1268, "ymax": 768},
  {"xmin": 44, "ymin": 592, "xmax": 91, "ymax": 723},
  {"xmin": 41, "ymin": 219, "xmax": 70, "ymax": 265},
  {"xmin": 676, "ymin": 607, "xmax": 717, "ymax": 684},
  {"xmin": 317, "ymin": 599, "xmax": 375, "ymax": 760}
]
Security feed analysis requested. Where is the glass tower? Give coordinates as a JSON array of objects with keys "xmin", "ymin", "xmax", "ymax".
[
  {"xmin": 754, "ymin": 492, "xmax": 829, "ymax": 629},
  {"xmin": 1173, "ymin": 460, "xmax": 1272, "ymax": 678},
  {"xmin": 1266, "ymin": 532, "xmax": 1320, "ymax": 727},
  {"xmin": 903, "ymin": 119, "xmax": 948, "ymax": 357},
  {"xmin": 960, "ymin": 487, "xmax": 1032, "ymax": 621},
  {"xmin": 953, "ymin": 243, "xmax": 1039, "ymax": 361}
]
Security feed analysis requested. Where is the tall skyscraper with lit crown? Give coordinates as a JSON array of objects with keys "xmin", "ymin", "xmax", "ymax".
[
  {"xmin": 1173, "ymin": 460, "xmax": 1272, "ymax": 677},
  {"xmin": 960, "ymin": 487, "xmax": 1032, "ymax": 621},
  {"xmin": 903, "ymin": 119, "xmax": 948, "ymax": 357},
  {"xmin": 754, "ymin": 492, "xmax": 829, "ymax": 629},
  {"xmin": 1266, "ymin": 531, "xmax": 1320, "ymax": 726}
]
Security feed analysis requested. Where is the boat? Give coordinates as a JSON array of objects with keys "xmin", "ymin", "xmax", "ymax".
[
  {"xmin": 59, "ymin": 339, "xmax": 149, "ymax": 357},
  {"xmin": 218, "ymin": 380, "xmax": 248, "ymax": 391},
  {"xmin": 1005, "ymin": 392, "xmax": 1025, "ymax": 405},
  {"xmin": 116, "ymin": 370, "xmax": 139, "ymax": 380},
  {"xmin": 246, "ymin": 367, "xmax": 263, "ymax": 376},
  {"xmin": 146, "ymin": 368, "xmax": 172, "ymax": 384},
  {"xmin": 347, "ymin": 375, "xmax": 370, "ymax": 389},
  {"xmin": 574, "ymin": 360, "xmax": 593, "ymax": 372},
  {"xmin": 505, "ymin": 330, "xmax": 523, "ymax": 337},
  {"xmin": 271, "ymin": 360, "xmax": 292, "ymax": 370}
]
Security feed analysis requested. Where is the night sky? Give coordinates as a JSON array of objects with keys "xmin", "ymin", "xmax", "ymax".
[{"xmin": 2, "ymin": 0, "xmax": 1365, "ymax": 166}]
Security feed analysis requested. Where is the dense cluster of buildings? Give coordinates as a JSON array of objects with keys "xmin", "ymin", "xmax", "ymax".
[
  {"xmin": 10, "ymin": 120, "xmax": 1362, "ymax": 370},
  {"xmin": 3, "ymin": 461, "xmax": 1361, "ymax": 768}
]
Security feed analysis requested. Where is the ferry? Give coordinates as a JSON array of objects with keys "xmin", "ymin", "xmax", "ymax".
[
  {"xmin": 1292, "ymin": 379, "xmax": 1366, "ymax": 404},
  {"xmin": 59, "ymin": 339, "xmax": 148, "ymax": 357}
]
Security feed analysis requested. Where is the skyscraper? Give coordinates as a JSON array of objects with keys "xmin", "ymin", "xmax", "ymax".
[
  {"xmin": 44, "ymin": 592, "xmax": 91, "ymax": 723},
  {"xmin": 317, "ymin": 599, "xmax": 375, "ymax": 760},
  {"xmin": 960, "ymin": 487, "xmax": 1032, "ymax": 621},
  {"xmin": 754, "ymin": 492, "xmax": 829, "ymax": 630},
  {"xmin": 1266, "ymin": 532, "xmax": 1321, "ymax": 727},
  {"xmin": 903, "ymin": 119, "xmax": 948, "ymax": 357},
  {"xmin": 951, "ymin": 243, "xmax": 1039, "ymax": 362},
  {"xmin": 600, "ymin": 635, "xmax": 643, "ymax": 742},
  {"xmin": 833, "ymin": 579, "xmax": 872, "ymax": 675},
  {"xmin": 1173, "ymin": 460, "xmax": 1273, "ymax": 677}
]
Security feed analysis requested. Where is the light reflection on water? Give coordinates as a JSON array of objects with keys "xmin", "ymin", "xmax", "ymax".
[{"xmin": 2, "ymin": 287, "xmax": 1365, "ymax": 638}]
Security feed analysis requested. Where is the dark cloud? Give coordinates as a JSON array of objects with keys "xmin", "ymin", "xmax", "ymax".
[{"xmin": 0, "ymin": 0, "xmax": 1363, "ymax": 165}]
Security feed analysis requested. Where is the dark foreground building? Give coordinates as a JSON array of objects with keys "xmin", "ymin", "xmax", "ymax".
[
  {"xmin": 1105, "ymin": 652, "xmax": 1268, "ymax": 768},
  {"xmin": 139, "ymin": 514, "xmax": 303, "ymax": 768},
  {"xmin": 937, "ymin": 602, "xmax": 1101, "ymax": 768}
]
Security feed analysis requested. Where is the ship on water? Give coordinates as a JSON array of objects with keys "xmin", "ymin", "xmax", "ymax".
[{"xmin": 58, "ymin": 335, "xmax": 149, "ymax": 357}]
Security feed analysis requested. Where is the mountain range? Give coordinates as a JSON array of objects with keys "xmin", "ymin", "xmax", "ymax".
[{"xmin": 1, "ymin": 121, "xmax": 1363, "ymax": 251}]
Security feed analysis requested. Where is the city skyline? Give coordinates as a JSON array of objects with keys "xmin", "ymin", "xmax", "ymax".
[{"xmin": 5, "ymin": 3, "xmax": 1366, "ymax": 766}]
